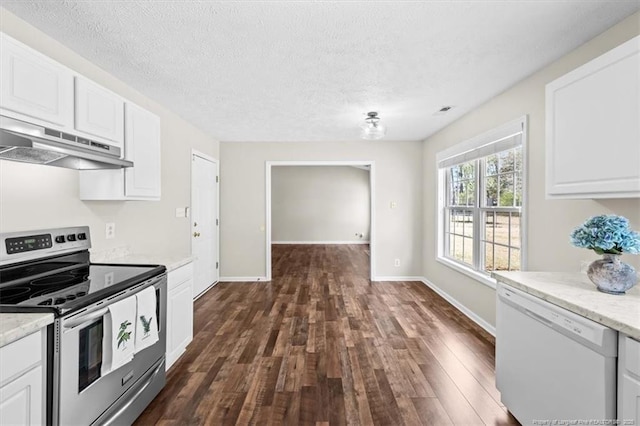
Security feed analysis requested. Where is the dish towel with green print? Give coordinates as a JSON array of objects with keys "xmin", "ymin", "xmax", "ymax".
[
  {"xmin": 101, "ymin": 295, "xmax": 136, "ymax": 376},
  {"xmin": 134, "ymin": 286, "xmax": 159, "ymax": 353}
]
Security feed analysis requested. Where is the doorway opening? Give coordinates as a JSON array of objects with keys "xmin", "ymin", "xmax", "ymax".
[{"xmin": 265, "ymin": 161, "xmax": 375, "ymax": 281}]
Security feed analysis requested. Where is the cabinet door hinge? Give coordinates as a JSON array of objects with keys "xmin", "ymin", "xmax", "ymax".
[
  {"xmin": 216, "ymin": 262, "xmax": 219, "ymax": 269},
  {"xmin": 216, "ymin": 175, "xmax": 219, "ymax": 183},
  {"xmin": 216, "ymin": 218, "xmax": 219, "ymax": 226}
]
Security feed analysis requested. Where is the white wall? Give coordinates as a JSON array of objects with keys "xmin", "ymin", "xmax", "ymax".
[
  {"xmin": 0, "ymin": 9, "xmax": 219, "ymax": 256},
  {"xmin": 272, "ymin": 166, "xmax": 370, "ymax": 243},
  {"xmin": 422, "ymin": 12, "xmax": 640, "ymax": 328},
  {"xmin": 220, "ymin": 141, "xmax": 423, "ymax": 279}
]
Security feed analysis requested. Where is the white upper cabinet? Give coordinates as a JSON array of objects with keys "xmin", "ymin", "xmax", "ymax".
[
  {"xmin": 0, "ymin": 33, "xmax": 74, "ymax": 129},
  {"xmin": 0, "ymin": 32, "xmax": 162, "ymax": 201},
  {"xmin": 74, "ymin": 76, "xmax": 124, "ymax": 147},
  {"xmin": 545, "ymin": 35, "xmax": 640, "ymax": 199},
  {"xmin": 79, "ymin": 101, "xmax": 161, "ymax": 200},
  {"xmin": 124, "ymin": 103, "xmax": 161, "ymax": 198}
]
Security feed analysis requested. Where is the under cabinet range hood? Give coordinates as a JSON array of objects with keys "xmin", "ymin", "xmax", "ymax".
[{"xmin": 0, "ymin": 115, "xmax": 133, "ymax": 169}]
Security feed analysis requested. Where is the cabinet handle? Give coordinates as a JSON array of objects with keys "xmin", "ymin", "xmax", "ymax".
[
  {"xmin": 194, "ymin": 222, "xmax": 198, "ymax": 227},
  {"xmin": 193, "ymin": 232, "xmax": 200, "ymax": 237}
]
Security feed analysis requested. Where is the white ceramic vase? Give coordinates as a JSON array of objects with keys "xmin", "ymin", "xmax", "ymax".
[{"xmin": 587, "ymin": 253, "xmax": 638, "ymax": 295}]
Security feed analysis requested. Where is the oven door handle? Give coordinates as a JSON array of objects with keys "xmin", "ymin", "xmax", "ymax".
[
  {"xmin": 63, "ymin": 307, "xmax": 109, "ymax": 329},
  {"xmin": 101, "ymin": 361, "xmax": 164, "ymax": 426}
]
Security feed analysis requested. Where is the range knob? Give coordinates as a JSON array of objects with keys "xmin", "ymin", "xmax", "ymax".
[
  {"xmin": 55, "ymin": 235, "xmax": 65, "ymax": 243},
  {"xmin": 77, "ymin": 233, "xmax": 87, "ymax": 240},
  {"xmin": 67, "ymin": 234, "xmax": 76, "ymax": 242}
]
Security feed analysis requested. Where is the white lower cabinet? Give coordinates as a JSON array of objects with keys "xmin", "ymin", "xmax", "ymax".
[
  {"xmin": 618, "ymin": 334, "xmax": 640, "ymax": 424},
  {"xmin": 0, "ymin": 329, "xmax": 46, "ymax": 426},
  {"xmin": 166, "ymin": 263, "xmax": 194, "ymax": 370}
]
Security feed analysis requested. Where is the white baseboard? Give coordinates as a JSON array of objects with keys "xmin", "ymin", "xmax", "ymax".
[
  {"xmin": 272, "ymin": 241, "xmax": 370, "ymax": 245},
  {"xmin": 219, "ymin": 276, "xmax": 269, "ymax": 282},
  {"xmin": 193, "ymin": 281, "xmax": 218, "ymax": 300},
  {"xmin": 372, "ymin": 276, "xmax": 424, "ymax": 282},
  {"xmin": 420, "ymin": 277, "xmax": 496, "ymax": 336}
]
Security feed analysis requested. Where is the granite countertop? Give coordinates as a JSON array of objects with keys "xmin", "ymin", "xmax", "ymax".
[
  {"xmin": 103, "ymin": 254, "xmax": 194, "ymax": 272},
  {"xmin": 492, "ymin": 271, "xmax": 640, "ymax": 340},
  {"xmin": 90, "ymin": 247, "xmax": 193, "ymax": 272},
  {"xmin": 0, "ymin": 313, "xmax": 54, "ymax": 348}
]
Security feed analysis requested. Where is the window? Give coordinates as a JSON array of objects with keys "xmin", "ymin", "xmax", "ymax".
[{"xmin": 437, "ymin": 118, "xmax": 526, "ymax": 282}]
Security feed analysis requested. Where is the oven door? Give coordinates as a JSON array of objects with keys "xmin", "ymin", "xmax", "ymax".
[{"xmin": 53, "ymin": 274, "xmax": 166, "ymax": 426}]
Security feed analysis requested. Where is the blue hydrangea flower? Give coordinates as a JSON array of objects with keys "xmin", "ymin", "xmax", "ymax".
[{"xmin": 570, "ymin": 215, "xmax": 640, "ymax": 255}]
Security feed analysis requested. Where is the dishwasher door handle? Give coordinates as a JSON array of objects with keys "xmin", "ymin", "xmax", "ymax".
[{"xmin": 522, "ymin": 307, "xmax": 554, "ymax": 327}]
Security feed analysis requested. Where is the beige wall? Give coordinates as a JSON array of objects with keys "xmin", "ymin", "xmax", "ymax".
[
  {"xmin": 0, "ymin": 9, "xmax": 219, "ymax": 256},
  {"xmin": 422, "ymin": 12, "xmax": 640, "ymax": 327},
  {"xmin": 220, "ymin": 141, "xmax": 423, "ymax": 279},
  {"xmin": 272, "ymin": 166, "xmax": 370, "ymax": 243}
]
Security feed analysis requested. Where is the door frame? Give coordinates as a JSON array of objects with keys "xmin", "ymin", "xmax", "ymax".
[
  {"xmin": 190, "ymin": 149, "xmax": 220, "ymax": 295},
  {"xmin": 265, "ymin": 160, "xmax": 376, "ymax": 281}
]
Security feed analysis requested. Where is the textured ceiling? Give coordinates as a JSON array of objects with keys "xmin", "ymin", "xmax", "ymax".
[{"xmin": 2, "ymin": 1, "xmax": 638, "ymax": 142}]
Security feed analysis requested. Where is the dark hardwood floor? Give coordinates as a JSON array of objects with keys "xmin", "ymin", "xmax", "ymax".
[{"xmin": 135, "ymin": 244, "xmax": 518, "ymax": 425}]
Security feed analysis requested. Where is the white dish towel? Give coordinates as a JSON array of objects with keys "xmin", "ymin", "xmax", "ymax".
[
  {"xmin": 101, "ymin": 295, "xmax": 136, "ymax": 376},
  {"xmin": 134, "ymin": 286, "xmax": 159, "ymax": 353}
]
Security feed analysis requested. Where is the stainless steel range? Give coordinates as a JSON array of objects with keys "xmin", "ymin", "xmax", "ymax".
[{"xmin": 0, "ymin": 226, "xmax": 167, "ymax": 425}]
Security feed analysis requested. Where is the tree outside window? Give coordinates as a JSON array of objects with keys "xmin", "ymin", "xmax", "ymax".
[{"xmin": 444, "ymin": 147, "xmax": 523, "ymax": 273}]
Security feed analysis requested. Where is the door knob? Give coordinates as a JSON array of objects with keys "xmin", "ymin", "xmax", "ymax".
[
  {"xmin": 193, "ymin": 232, "xmax": 200, "ymax": 237},
  {"xmin": 194, "ymin": 222, "xmax": 198, "ymax": 227}
]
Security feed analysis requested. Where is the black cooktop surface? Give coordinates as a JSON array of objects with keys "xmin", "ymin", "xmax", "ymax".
[{"xmin": 0, "ymin": 251, "xmax": 165, "ymax": 315}]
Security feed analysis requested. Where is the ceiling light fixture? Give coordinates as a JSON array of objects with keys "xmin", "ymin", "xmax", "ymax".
[{"xmin": 360, "ymin": 111, "xmax": 386, "ymax": 140}]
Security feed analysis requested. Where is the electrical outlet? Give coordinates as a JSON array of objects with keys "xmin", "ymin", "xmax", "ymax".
[
  {"xmin": 105, "ymin": 222, "xmax": 116, "ymax": 239},
  {"xmin": 394, "ymin": 258, "xmax": 400, "ymax": 267},
  {"xmin": 104, "ymin": 272, "xmax": 115, "ymax": 286}
]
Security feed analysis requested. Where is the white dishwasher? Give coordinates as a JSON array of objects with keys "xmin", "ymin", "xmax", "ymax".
[{"xmin": 496, "ymin": 283, "xmax": 618, "ymax": 425}]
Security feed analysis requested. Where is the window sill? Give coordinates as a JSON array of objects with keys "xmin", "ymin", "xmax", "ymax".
[{"xmin": 435, "ymin": 256, "xmax": 497, "ymax": 289}]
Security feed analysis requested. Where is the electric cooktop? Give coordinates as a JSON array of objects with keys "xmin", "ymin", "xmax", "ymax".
[{"xmin": 0, "ymin": 226, "xmax": 165, "ymax": 315}]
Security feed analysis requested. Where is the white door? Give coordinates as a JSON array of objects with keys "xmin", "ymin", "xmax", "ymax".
[{"xmin": 191, "ymin": 153, "xmax": 219, "ymax": 298}]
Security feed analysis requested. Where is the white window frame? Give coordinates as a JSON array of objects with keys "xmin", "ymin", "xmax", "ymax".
[{"xmin": 436, "ymin": 116, "xmax": 528, "ymax": 288}]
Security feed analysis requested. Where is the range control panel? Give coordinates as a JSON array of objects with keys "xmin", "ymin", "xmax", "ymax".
[
  {"xmin": 5, "ymin": 231, "xmax": 89, "ymax": 255},
  {"xmin": 0, "ymin": 226, "xmax": 91, "ymax": 266},
  {"xmin": 5, "ymin": 234, "xmax": 53, "ymax": 254}
]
